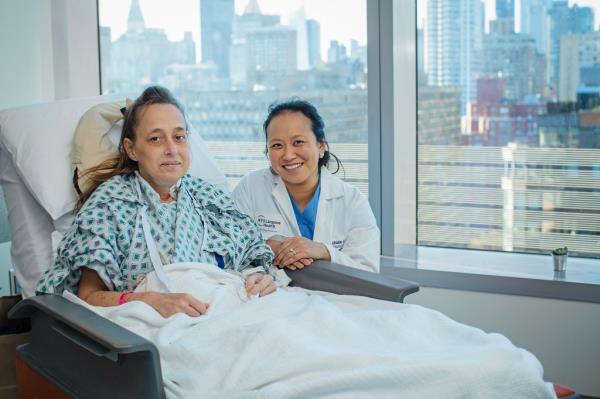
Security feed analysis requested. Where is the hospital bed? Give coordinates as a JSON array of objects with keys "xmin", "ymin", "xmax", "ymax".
[{"xmin": 0, "ymin": 96, "xmax": 578, "ymax": 398}]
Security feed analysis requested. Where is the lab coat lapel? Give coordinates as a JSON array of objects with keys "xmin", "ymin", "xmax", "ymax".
[
  {"xmin": 313, "ymin": 169, "xmax": 344, "ymax": 243},
  {"xmin": 271, "ymin": 173, "xmax": 301, "ymax": 236}
]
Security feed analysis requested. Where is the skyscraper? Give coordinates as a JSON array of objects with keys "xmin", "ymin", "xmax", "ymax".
[
  {"xmin": 496, "ymin": 0, "xmax": 514, "ymax": 19},
  {"xmin": 306, "ymin": 19, "xmax": 321, "ymax": 69},
  {"xmin": 559, "ymin": 31, "xmax": 600, "ymax": 101},
  {"xmin": 200, "ymin": 0, "xmax": 234, "ymax": 79},
  {"xmin": 425, "ymin": 0, "xmax": 484, "ymax": 112},
  {"xmin": 548, "ymin": 2, "xmax": 595, "ymax": 92},
  {"xmin": 108, "ymin": 1, "xmax": 196, "ymax": 93},
  {"xmin": 520, "ymin": 0, "xmax": 552, "ymax": 54},
  {"xmin": 127, "ymin": 0, "xmax": 145, "ymax": 33},
  {"xmin": 289, "ymin": 7, "xmax": 309, "ymax": 70}
]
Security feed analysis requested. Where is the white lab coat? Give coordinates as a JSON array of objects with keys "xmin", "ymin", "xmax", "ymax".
[{"xmin": 233, "ymin": 167, "xmax": 380, "ymax": 273}]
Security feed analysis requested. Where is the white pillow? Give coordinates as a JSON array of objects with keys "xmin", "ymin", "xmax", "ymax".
[{"xmin": 0, "ymin": 94, "xmax": 123, "ymax": 220}]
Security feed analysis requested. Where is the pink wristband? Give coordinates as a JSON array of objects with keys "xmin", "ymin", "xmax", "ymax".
[{"xmin": 118, "ymin": 291, "xmax": 132, "ymax": 305}]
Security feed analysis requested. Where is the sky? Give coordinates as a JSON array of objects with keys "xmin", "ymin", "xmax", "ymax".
[{"xmin": 99, "ymin": 0, "xmax": 367, "ymax": 62}]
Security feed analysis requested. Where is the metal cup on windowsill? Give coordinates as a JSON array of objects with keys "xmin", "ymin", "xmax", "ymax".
[{"xmin": 551, "ymin": 247, "xmax": 568, "ymax": 273}]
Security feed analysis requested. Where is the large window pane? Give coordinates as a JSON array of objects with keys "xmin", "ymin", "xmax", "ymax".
[
  {"xmin": 99, "ymin": 0, "xmax": 368, "ymax": 194},
  {"xmin": 418, "ymin": 0, "xmax": 600, "ymax": 257}
]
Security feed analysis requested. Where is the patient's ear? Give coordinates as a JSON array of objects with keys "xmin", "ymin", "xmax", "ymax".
[{"xmin": 123, "ymin": 138, "xmax": 137, "ymax": 161}]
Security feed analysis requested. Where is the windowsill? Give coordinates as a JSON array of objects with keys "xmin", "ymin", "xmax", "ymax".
[{"xmin": 380, "ymin": 246, "xmax": 600, "ymax": 303}]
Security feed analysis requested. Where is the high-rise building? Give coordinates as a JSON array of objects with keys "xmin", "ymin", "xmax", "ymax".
[
  {"xmin": 230, "ymin": 0, "xmax": 280, "ymax": 87},
  {"xmin": 520, "ymin": 0, "xmax": 552, "ymax": 54},
  {"xmin": 418, "ymin": 85, "xmax": 462, "ymax": 145},
  {"xmin": 548, "ymin": 2, "xmax": 594, "ymax": 92},
  {"xmin": 559, "ymin": 32, "xmax": 600, "ymax": 101},
  {"xmin": 327, "ymin": 40, "xmax": 347, "ymax": 64},
  {"xmin": 200, "ymin": 0, "xmax": 234, "ymax": 79},
  {"xmin": 108, "ymin": 1, "xmax": 196, "ymax": 93},
  {"xmin": 496, "ymin": 0, "xmax": 514, "ymax": 19},
  {"xmin": 289, "ymin": 7, "xmax": 309, "ymax": 70},
  {"xmin": 495, "ymin": 0, "xmax": 515, "ymax": 32},
  {"xmin": 306, "ymin": 19, "xmax": 321, "ymax": 68},
  {"xmin": 482, "ymin": 31, "xmax": 545, "ymax": 101},
  {"xmin": 425, "ymin": 0, "xmax": 484, "ymax": 112},
  {"xmin": 127, "ymin": 0, "xmax": 145, "ymax": 33},
  {"xmin": 246, "ymin": 26, "xmax": 297, "ymax": 87}
]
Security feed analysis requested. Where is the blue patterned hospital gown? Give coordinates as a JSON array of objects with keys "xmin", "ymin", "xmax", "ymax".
[{"xmin": 37, "ymin": 173, "xmax": 273, "ymax": 294}]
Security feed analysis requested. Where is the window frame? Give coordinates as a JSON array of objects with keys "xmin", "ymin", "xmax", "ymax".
[{"xmin": 366, "ymin": 0, "xmax": 600, "ymax": 303}]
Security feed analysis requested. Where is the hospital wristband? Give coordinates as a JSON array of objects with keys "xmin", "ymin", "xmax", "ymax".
[{"xmin": 118, "ymin": 291, "xmax": 132, "ymax": 305}]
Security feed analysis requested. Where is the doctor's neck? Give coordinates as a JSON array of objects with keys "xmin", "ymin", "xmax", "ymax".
[{"xmin": 285, "ymin": 174, "xmax": 319, "ymax": 211}]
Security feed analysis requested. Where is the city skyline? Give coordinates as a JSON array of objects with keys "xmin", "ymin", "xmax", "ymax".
[
  {"xmin": 99, "ymin": 0, "xmax": 366, "ymax": 63},
  {"xmin": 417, "ymin": 0, "xmax": 600, "ymax": 30}
]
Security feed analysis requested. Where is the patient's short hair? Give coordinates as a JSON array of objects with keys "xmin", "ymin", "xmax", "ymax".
[{"xmin": 263, "ymin": 99, "xmax": 340, "ymax": 173}]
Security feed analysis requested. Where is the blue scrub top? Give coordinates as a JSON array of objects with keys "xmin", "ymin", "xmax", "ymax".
[{"xmin": 289, "ymin": 182, "xmax": 321, "ymax": 240}]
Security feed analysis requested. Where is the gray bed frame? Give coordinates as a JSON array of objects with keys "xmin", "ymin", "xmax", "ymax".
[{"xmin": 9, "ymin": 260, "xmax": 419, "ymax": 399}]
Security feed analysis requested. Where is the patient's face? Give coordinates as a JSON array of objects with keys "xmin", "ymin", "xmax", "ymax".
[{"xmin": 123, "ymin": 103, "xmax": 190, "ymax": 196}]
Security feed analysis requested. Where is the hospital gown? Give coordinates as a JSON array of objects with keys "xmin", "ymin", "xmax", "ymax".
[{"xmin": 37, "ymin": 172, "xmax": 273, "ymax": 294}]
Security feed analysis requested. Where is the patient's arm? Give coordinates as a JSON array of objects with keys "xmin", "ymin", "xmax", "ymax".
[{"xmin": 78, "ymin": 267, "xmax": 209, "ymax": 317}]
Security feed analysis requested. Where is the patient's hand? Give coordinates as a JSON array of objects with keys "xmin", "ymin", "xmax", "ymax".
[
  {"xmin": 245, "ymin": 273, "xmax": 277, "ymax": 297},
  {"xmin": 272, "ymin": 237, "xmax": 330, "ymax": 269},
  {"xmin": 137, "ymin": 292, "xmax": 209, "ymax": 318},
  {"xmin": 267, "ymin": 238, "xmax": 314, "ymax": 270}
]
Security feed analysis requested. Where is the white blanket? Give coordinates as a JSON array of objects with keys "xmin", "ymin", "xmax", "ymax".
[{"xmin": 65, "ymin": 263, "xmax": 556, "ymax": 399}]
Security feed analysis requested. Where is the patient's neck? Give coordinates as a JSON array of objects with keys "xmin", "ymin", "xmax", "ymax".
[
  {"xmin": 159, "ymin": 192, "xmax": 175, "ymax": 203},
  {"xmin": 138, "ymin": 171, "xmax": 176, "ymax": 203}
]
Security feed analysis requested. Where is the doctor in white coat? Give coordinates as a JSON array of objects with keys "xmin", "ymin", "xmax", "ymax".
[{"xmin": 233, "ymin": 99, "xmax": 379, "ymax": 273}]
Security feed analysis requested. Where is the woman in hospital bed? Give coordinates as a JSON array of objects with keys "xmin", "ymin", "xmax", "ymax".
[
  {"xmin": 36, "ymin": 85, "xmax": 278, "ymax": 317},
  {"xmin": 35, "ymin": 86, "xmax": 555, "ymax": 398}
]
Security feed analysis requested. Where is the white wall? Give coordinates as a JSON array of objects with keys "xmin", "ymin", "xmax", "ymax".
[
  {"xmin": 0, "ymin": 0, "xmax": 54, "ymax": 109},
  {"xmin": 0, "ymin": 0, "xmax": 99, "ymax": 295},
  {"xmin": 406, "ymin": 287, "xmax": 600, "ymax": 396},
  {"xmin": 0, "ymin": 0, "xmax": 99, "ymax": 110}
]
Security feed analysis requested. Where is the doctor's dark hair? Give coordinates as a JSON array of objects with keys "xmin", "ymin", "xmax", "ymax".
[
  {"xmin": 75, "ymin": 85, "xmax": 187, "ymax": 211},
  {"xmin": 263, "ymin": 99, "xmax": 341, "ymax": 174}
]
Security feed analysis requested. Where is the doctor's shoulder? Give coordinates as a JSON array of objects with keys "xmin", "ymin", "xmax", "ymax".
[{"xmin": 233, "ymin": 168, "xmax": 273, "ymax": 199}]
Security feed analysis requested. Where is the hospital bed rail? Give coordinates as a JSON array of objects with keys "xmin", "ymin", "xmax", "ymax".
[{"xmin": 9, "ymin": 261, "xmax": 419, "ymax": 399}]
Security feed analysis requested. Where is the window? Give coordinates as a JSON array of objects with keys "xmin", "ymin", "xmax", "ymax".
[
  {"xmin": 416, "ymin": 0, "xmax": 600, "ymax": 258},
  {"xmin": 98, "ymin": 0, "xmax": 368, "ymax": 194}
]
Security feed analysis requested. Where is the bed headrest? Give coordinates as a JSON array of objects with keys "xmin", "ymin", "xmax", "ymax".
[
  {"xmin": 0, "ymin": 95, "xmax": 123, "ymax": 219},
  {"xmin": 0, "ymin": 95, "xmax": 227, "ymax": 221}
]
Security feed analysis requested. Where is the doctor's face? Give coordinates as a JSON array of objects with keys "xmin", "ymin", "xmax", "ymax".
[
  {"xmin": 123, "ymin": 103, "xmax": 190, "ymax": 194},
  {"xmin": 266, "ymin": 111, "xmax": 325, "ymax": 190}
]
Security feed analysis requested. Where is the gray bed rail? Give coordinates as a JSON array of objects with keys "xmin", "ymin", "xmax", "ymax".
[
  {"xmin": 286, "ymin": 260, "xmax": 419, "ymax": 302},
  {"xmin": 9, "ymin": 261, "xmax": 419, "ymax": 398}
]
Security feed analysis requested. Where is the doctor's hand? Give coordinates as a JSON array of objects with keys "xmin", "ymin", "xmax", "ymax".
[
  {"xmin": 245, "ymin": 273, "xmax": 277, "ymax": 297},
  {"xmin": 273, "ymin": 237, "xmax": 331, "ymax": 269},
  {"xmin": 267, "ymin": 239, "xmax": 313, "ymax": 270},
  {"xmin": 135, "ymin": 292, "xmax": 209, "ymax": 318}
]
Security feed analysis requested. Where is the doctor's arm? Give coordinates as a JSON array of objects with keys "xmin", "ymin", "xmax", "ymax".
[
  {"xmin": 276, "ymin": 196, "xmax": 380, "ymax": 273},
  {"xmin": 324, "ymin": 196, "xmax": 380, "ymax": 273}
]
